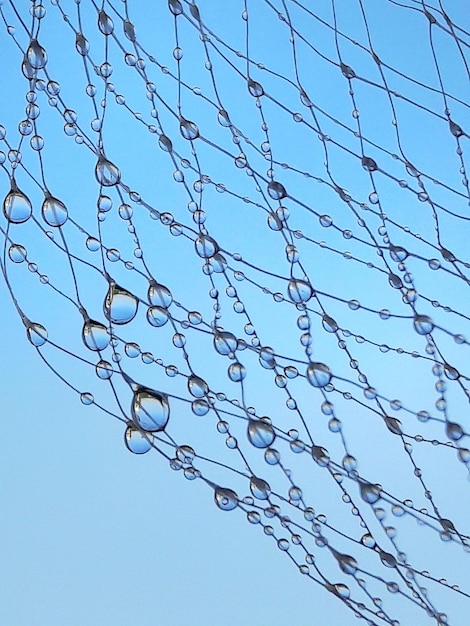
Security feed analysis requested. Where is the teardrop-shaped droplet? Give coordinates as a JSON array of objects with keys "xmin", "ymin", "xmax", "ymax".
[
  {"xmin": 159, "ymin": 134, "xmax": 173, "ymax": 152},
  {"xmin": 413, "ymin": 314, "xmax": 434, "ymax": 335},
  {"xmin": 148, "ymin": 281, "xmax": 173, "ymax": 308},
  {"xmin": 3, "ymin": 187, "xmax": 32, "ymax": 224},
  {"xmin": 385, "ymin": 416, "xmax": 402, "ymax": 435},
  {"xmin": 311, "ymin": 445, "xmax": 330, "ymax": 467},
  {"xmin": 445, "ymin": 421, "xmax": 464, "ymax": 441},
  {"xmin": 267, "ymin": 180, "xmax": 287, "ymax": 200},
  {"xmin": 327, "ymin": 583, "xmax": 350, "ymax": 599},
  {"xmin": 340, "ymin": 63, "xmax": 356, "ymax": 79},
  {"xmin": 214, "ymin": 487, "xmax": 238, "ymax": 511},
  {"xmin": 389, "ymin": 245, "xmax": 408, "ymax": 262},
  {"xmin": 360, "ymin": 481, "xmax": 382, "ymax": 504},
  {"xmin": 95, "ymin": 359, "xmax": 113, "ymax": 379},
  {"xmin": 379, "ymin": 551, "xmax": 397, "ymax": 568},
  {"xmin": 26, "ymin": 39, "xmax": 48, "ymax": 69},
  {"xmin": 389, "ymin": 272, "xmax": 402, "ymax": 289},
  {"xmin": 131, "ymin": 387, "xmax": 170, "ymax": 432},
  {"xmin": 8, "ymin": 243, "xmax": 27, "ymax": 263},
  {"xmin": 168, "ymin": 0, "xmax": 183, "ymax": 16},
  {"xmin": 333, "ymin": 551, "xmax": 358, "ymax": 575},
  {"xmin": 187, "ymin": 375, "xmax": 209, "ymax": 398},
  {"xmin": 104, "ymin": 283, "xmax": 138, "ymax": 325},
  {"xmin": 124, "ymin": 424, "xmax": 153, "ymax": 454},
  {"xmin": 213, "ymin": 330, "xmax": 237, "ymax": 355},
  {"xmin": 123, "ymin": 19, "xmax": 136, "ymax": 42},
  {"xmin": 248, "ymin": 79, "xmax": 264, "ymax": 97},
  {"xmin": 41, "ymin": 194, "xmax": 68, "ymax": 227},
  {"xmin": 27, "ymin": 322, "xmax": 48, "ymax": 347},
  {"xmin": 247, "ymin": 419, "xmax": 275, "ymax": 448},
  {"xmin": 195, "ymin": 234, "xmax": 219, "ymax": 258},
  {"xmin": 75, "ymin": 33, "xmax": 90, "ymax": 56},
  {"xmin": 250, "ymin": 476, "xmax": 271, "ymax": 500},
  {"xmin": 306, "ymin": 362, "xmax": 332, "ymax": 388},
  {"xmin": 179, "ymin": 118, "xmax": 199, "ymax": 140},
  {"xmin": 322, "ymin": 314, "xmax": 338, "ymax": 333},
  {"xmin": 146, "ymin": 306, "xmax": 169, "ymax": 327},
  {"xmin": 361, "ymin": 156, "xmax": 378, "ymax": 172},
  {"xmin": 98, "ymin": 9, "xmax": 114, "ymax": 35},
  {"xmin": 82, "ymin": 319, "xmax": 109, "ymax": 351},
  {"xmin": 95, "ymin": 155, "xmax": 121, "ymax": 187},
  {"xmin": 228, "ymin": 362, "xmax": 246, "ymax": 382}
]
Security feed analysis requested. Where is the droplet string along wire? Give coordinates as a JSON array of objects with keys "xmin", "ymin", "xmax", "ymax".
[{"xmin": 0, "ymin": 1, "xmax": 469, "ymax": 624}]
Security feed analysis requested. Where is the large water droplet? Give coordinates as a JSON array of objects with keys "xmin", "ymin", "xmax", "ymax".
[
  {"xmin": 124, "ymin": 425, "xmax": 153, "ymax": 454},
  {"xmin": 287, "ymin": 279, "xmax": 312, "ymax": 303},
  {"xmin": 267, "ymin": 180, "xmax": 287, "ymax": 200},
  {"xmin": 3, "ymin": 186, "xmax": 32, "ymax": 224},
  {"xmin": 26, "ymin": 39, "xmax": 47, "ymax": 69},
  {"xmin": 98, "ymin": 9, "xmax": 114, "ymax": 35},
  {"xmin": 179, "ymin": 118, "xmax": 199, "ymax": 140},
  {"xmin": 148, "ymin": 281, "xmax": 173, "ymax": 308},
  {"xmin": 95, "ymin": 155, "xmax": 121, "ymax": 187},
  {"xmin": 146, "ymin": 306, "xmax": 169, "ymax": 327},
  {"xmin": 306, "ymin": 362, "xmax": 332, "ymax": 388},
  {"xmin": 168, "ymin": 0, "xmax": 183, "ymax": 16},
  {"xmin": 131, "ymin": 387, "xmax": 170, "ymax": 432},
  {"xmin": 82, "ymin": 319, "xmax": 109, "ymax": 351},
  {"xmin": 333, "ymin": 551, "xmax": 358, "ymax": 575},
  {"xmin": 311, "ymin": 445, "xmax": 330, "ymax": 466},
  {"xmin": 445, "ymin": 421, "xmax": 464, "ymax": 441},
  {"xmin": 75, "ymin": 33, "xmax": 89, "ymax": 56},
  {"xmin": 104, "ymin": 283, "xmax": 138, "ymax": 325},
  {"xmin": 188, "ymin": 375, "xmax": 209, "ymax": 398},
  {"xmin": 248, "ymin": 79, "xmax": 264, "ymax": 97},
  {"xmin": 41, "ymin": 194, "xmax": 68, "ymax": 227},
  {"xmin": 250, "ymin": 476, "xmax": 271, "ymax": 500},
  {"xmin": 214, "ymin": 487, "xmax": 238, "ymax": 511},
  {"xmin": 214, "ymin": 330, "xmax": 237, "ymax": 355},
  {"xmin": 26, "ymin": 322, "xmax": 48, "ymax": 347},
  {"xmin": 195, "ymin": 234, "xmax": 219, "ymax": 258},
  {"xmin": 123, "ymin": 19, "xmax": 136, "ymax": 42},
  {"xmin": 247, "ymin": 419, "xmax": 275, "ymax": 448},
  {"xmin": 360, "ymin": 481, "xmax": 382, "ymax": 504},
  {"xmin": 413, "ymin": 315, "xmax": 434, "ymax": 335}
]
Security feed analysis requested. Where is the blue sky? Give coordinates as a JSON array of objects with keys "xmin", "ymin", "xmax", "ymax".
[{"xmin": 1, "ymin": 1, "xmax": 469, "ymax": 625}]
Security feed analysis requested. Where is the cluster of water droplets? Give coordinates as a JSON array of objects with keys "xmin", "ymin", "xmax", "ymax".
[{"xmin": 1, "ymin": 1, "xmax": 469, "ymax": 624}]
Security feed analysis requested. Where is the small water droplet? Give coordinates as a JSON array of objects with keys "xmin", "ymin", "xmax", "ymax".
[
  {"xmin": 8, "ymin": 243, "xmax": 27, "ymax": 263},
  {"xmin": 131, "ymin": 387, "xmax": 170, "ymax": 432}
]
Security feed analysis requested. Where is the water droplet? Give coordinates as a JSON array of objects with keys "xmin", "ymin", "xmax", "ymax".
[
  {"xmin": 95, "ymin": 155, "xmax": 121, "ymax": 187},
  {"xmin": 188, "ymin": 375, "xmax": 209, "ymax": 398},
  {"xmin": 247, "ymin": 419, "xmax": 275, "ymax": 448},
  {"xmin": 26, "ymin": 322, "xmax": 48, "ymax": 346},
  {"xmin": 103, "ymin": 283, "xmax": 138, "ymax": 325},
  {"xmin": 322, "ymin": 314, "xmax": 338, "ymax": 333},
  {"xmin": 379, "ymin": 551, "xmax": 397, "ymax": 568},
  {"xmin": 95, "ymin": 360, "xmax": 113, "ymax": 379},
  {"xmin": 124, "ymin": 425, "xmax": 153, "ymax": 454},
  {"xmin": 306, "ymin": 362, "xmax": 332, "ymax": 388},
  {"xmin": 168, "ymin": 0, "xmax": 183, "ymax": 15},
  {"xmin": 217, "ymin": 109, "xmax": 231, "ymax": 126},
  {"xmin": 179, "ymin": 118, "xmax": 199, "ymax": 140},
  {"xmin": 360, "ymin": 481, "xmax": 382, "ymax": 504},
  {"xmin": 98, "ymin": 9, "xmax": 114, "ymax": 35},
  {"xmin": 41, "ymin": 194, "xmax": 68, "ymax": 227},
  {"xmin": 214, "ymin": 487, "xmax": 238, "ymax": 511},
  {"xmin": 362, "ymin": 156, "xmax": 378, "ymax": 171},
  {"xmin": 311, "ymin": 446, "xmax": 330, "ymax": 466},
  {"xmin": 267, "ymin": 180, "xmax": 287, "ymax": 200},
  {"xmin": 8, "ymin": 243, "xmax": 27, "ymax": 263},
  {"xmin": 287, "ymin": 279, "xmax": 312, "ymax": 303},
  {"xmin": 334, "ymin": 551, "xmax": 358, "ymax": 575},
  {"xmin": 248, "ymin": 79, "xmax": 264, "ymax": 97},
  {"xmin": 214, "ymin": 330, "xmax": 237, "ymax": 355},
  {"xmin": 26, "ymin": 39, "xmax": 47, "ymax": 69},
  {"xmin": 195, "ymin": 234, "xmax": 219, "ymax": 258},
  {"xmin": 82, "ymin": 319, "xmax": 109, "ymax": 351},
  {"xmin": 123, "ymin": 19, "xmax": 136, "ymax": 42},
  {"xmin": 340, "ymin": 63, "xmax": 356, "ymax": 79},
  {"xmin": 385, "ymin": 416, "xmax": 403, "ymax": 435},
  {"xmin": 446, "ymin": 422, "xmax": 464, "ymax": 441},
  {"xmin": 131, "ymin": 387, "xmax": 170, "ymax": 432},
  {"xmin": 228, "ymin": 362, "xmax": 246, "ymax": 382},
  {"xmin": 3, "ymin": 186, "xmax": 32, "ymax": 223},
  {"xmin": 413, "ymin": 315, "xmax": 434, "ymax": 335},
  {"xmin": 75, "ymin": 33, "xmax": 89, "ymax": 56},
  {"xmin": 250, "ymin": 476, "xmax": 271, "ymax": 499},
  {"xmin": 147, "ymin": 306, "xmax": 169, "ymax": 327},
  {"xmin": 148, "ymin": 281, "xmax": 173, "ymax": 308}
]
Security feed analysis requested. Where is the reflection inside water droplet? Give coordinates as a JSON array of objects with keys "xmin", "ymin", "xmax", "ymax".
[
  {"xmin": 131, "ymin": 387, "xmax": 170, "ymax": 432},
  {"xmin": 124, "ymin": 425, "xmax": 153, "ymax": 454},
  {"xmin": 103, "ymin": 283, "xmax": 138, "ymax": 325}
]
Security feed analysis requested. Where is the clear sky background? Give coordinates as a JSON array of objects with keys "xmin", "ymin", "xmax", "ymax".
[{"xmin": 1, "ymin": 1, "xmax": 469, "ymax": 625}]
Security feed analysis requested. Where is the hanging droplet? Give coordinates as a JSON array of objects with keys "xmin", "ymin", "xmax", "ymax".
[
  {"xmin": 123, "ymin": 19, "xmax": 137, "ymax": 42},
  {"xmin": 179, "ymin": 118, "xmax": 199, "ymax": 140},
  {"xmin": 213, "ymin": 330, "xmax": 237, "ymax": 355},
  {"xmin": 322, "ymin": 314, "xmax": 338, "ymax": 333},
  {"xmin": 306, "ymin": 362, "xmax": 332, "ymax": 388},
  {"xmin": 75, "ymin": 33, "xmax": 89, "ymax": 56},
  {"xmin": 41, "ymin": 194, "xmax": 68, "ymax": 227},
  {"xmin": 328, "ymin": 583, "xmax": 350, "ymax": 599},
  {"xmin": 148, "ymin": 281, "xmax": 173, "ymax": 308},
  {"xmin": 98, "ymin": 9, "xmax": 114, "ymax": 35},
  {"xmin": 82, "ymin": 319, "xmax": 109, "ymax": 351},
  {"xmin": 445, "ymin": 422, "xmax": 464, "ymax": 441},
  {"xmin": 247, "ymin": 419, "xmax": 275, "ymax": 448},
  {"xmin": 228, "ymin": 362, "xmax": 246, "ymax": 382},
  {"xmin": 103, "ymin": 283, "xmax": 138, "ymax": 325},
  {"xmin": 413, "ymin": 314, "xmax": 434, "ymax": 335},
  {"xmin": 3, "ymin": 186, "xmax": 32, "ymax": 224},
  {"xmin": 95, "ymin": 155, "xmax": 121, "ymax": 187},
  {"xmin": 146, "ymin": 306, "xmax": 169, "ymax": 327},
  {"xmin": 333, "ymin": 551, "xmax": 358, "ymax": 575},
  {"xmin": 250, "ymin": 476, "xmax": 271, "ymax": 500},
  {"xmin": 124, "ymin": 424, "xmax": 153, "ymax": 454},
  {"xmin": 26, "ymin": 322, "xmax": 48, "ymax": 347},
  {"xmin": 384, "ymin": 416, "xmax": 402, "ymax": 435},
  {"xmin": 379, "ymin": 551, "xmax": 397, "ymax": 568},
  {"xmin": 361, "ymin": 156, "xmax": 378, "ymax": 171},
  {"xmin": 287, "ymin": 279, "xmax": 312, "ymax": 303},
  {"xmin": 8, "ymin": 243, "xmax": 27, "ymax": 263},
  {"xmin": 95, "ymin": 360, "xmax": 113, "ymax": 379},
  {"xmin": 340, "ymin": 63, "xmax": 356, "ymax": 79},
  {"xmin": 248, "ymin": 78, "xmax": 264, "ymax": 97},
  {"xmin": 359, "ymin": 481, "xmax": 382, "ymax": 504},
  {"xmin": 217, "ymin": 109, "xmax": 231, "ymax": 127},
  {"xmin": 187, "ymin": 375, "xmax": 209, "ymax": 398},
  {"xmin": 267, "ymin": 180, "xmax": 287, "ymax": 200},
  {"xmin": 168, "ymin": 0, "xmax": 183, "ymax": 16},
  {"xmin": 131, "ymin": 387, "xmax": 170, "ymax": 432},
  {"xmin": 311, "ymin": 446, "xmax": 330, "ymax": 467},
  {"xmin": 195, "ymin": 234, "xmax": 219, "ymax": 258},
  {"xmin": 214, "ymin": 487, "xmax": 238, "ymax": 511},
  {"xmin": 26, "ymin": 39, "xmax": 48, "ymax": 70},
  {"xmin": 389, "ymin": 245, "xmax": 408, "ymax": 262}
]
